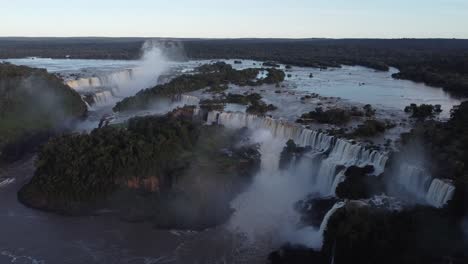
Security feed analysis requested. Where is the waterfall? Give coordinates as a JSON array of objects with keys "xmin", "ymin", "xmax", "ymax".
[
  {"xmin": 318, "ymin": 201, "xmax": 345, "ymax": 237},
  {"xmin": 208, "ymin": 111, "xmax": 389, "ymax": 249},
  {"xmin": 66, "ymin": 69, "xmax": 134, "ymax": 91},
  {"xmin": 173, "ymin": 94, "xmax": 200, "ymax": 106},
  {"xmin": 66, "ymin": 77, "xmax": 101, "ymax": 90},
  {"xmin": 394, "ymin": 163, "xmax": 455, "ymax": 207},
  {"xmin": 207, "ymin": 111, "xmax": 388, "ymax": 195},
  {"xmin": 425, "ymin": 179, "xmax": 455, "ymax": 208},
  {"xmin": 99, "ymin": 68, "xmax": 135, "ymax": 90},
  {"xmin": 316, "ymin": 160, "xmax": 344, "ymax": 196},
  {"xmin": 92, "ymin": 91, "xmax": 115, "ymax": 107},
  {"xmin": 396, "ymin": 163, "xmax": 431, "ymax": 200},
  {"xmin": 67, "ymin": 42, "xmax": 169, "ymax": 104},
  {"xmin": 330, "ymin": 170, "xmax": 346, "ymax": 196}
]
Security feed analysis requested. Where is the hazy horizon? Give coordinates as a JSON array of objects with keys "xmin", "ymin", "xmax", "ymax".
[
  {"xmin": 1, "ymin": 37, "xmax": 468, "ymax": 40},
  {"xmin": 2, "ymin": 0, "xmax": 467, "ymax": 39}
]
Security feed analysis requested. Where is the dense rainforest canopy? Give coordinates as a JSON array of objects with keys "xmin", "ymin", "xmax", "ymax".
[
  {"xmin": 2, "ymin": 38, "xmax": 467, "ymax": 96},
  {"xmin": 18, "ymin": 108, "xmax": 261, "ymax": 229},
  {"xmin": 0, "ymin": 63, "xmax": 87, "ymax": 161}
]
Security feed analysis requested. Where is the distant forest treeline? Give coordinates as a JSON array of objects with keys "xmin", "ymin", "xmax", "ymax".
[{"xmin": 1, "ymin": 38, "xmax": 468, "ymax": 96}]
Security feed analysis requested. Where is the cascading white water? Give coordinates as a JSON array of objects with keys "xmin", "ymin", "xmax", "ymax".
[
  {"xmin": 227, "ymin": 129, "xmax": 293, "ymax": 244},
  {"xmin": 425, "ymin": 179, "xmax": 456, "ymax": 208},
  {"xmin": 173, "ymin": 94, "xmax": 200, "ymax": 106},
  {"xmin": 393, "ymin": 162, "xmax": 455, "ymax": 207},
  {"xmin": 66, "ymin": 40, "xmax": 171, "ymax": 108},
  {"xmin": 209, "ymin": 111, "xmax": 388, "ymax": 249},
  {"xmin": 66, "ymin": 69, "xmax": 133, "ymax": 90},
  {"xmin": 208, "ymin": 111, "xmax": 388, "ymax": 195},
  {"xmin": 318, "ymin": 201, "xmax": 346, "ymax": 236},
  {"xmin": 228, "ymin": 128, "xmax": 326, "ymax": 250},
  {"xmin": 92, "ymin": 91, "xmax": 115, "ymax": 107},
  {"xmin": 285, "ymin": 201, "xmax": 346, "ymax": 249},
  {"xmin": 316, "ymin": 160, "xmax": 345, "ymax": 196},
  {"xmin": 396, "ymin": 163, "xmax": 431, "ymax": 200},
  {"xmin": 204, "ymin": 110, "xmax": 454, "ymax": 248},
  {"xmin": 67, "ymin": 76, "xmax": 105, "ymax": 90}
]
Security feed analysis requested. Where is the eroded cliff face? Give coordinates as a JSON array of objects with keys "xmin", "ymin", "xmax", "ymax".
[{"xmin": 125, "ymin": 176, "xmax": 160, "ymax": 193}]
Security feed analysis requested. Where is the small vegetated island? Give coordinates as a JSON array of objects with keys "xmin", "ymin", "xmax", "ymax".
[{"xmin": 113, "ymin": 62, "xmax": 284, "ymax": 113}]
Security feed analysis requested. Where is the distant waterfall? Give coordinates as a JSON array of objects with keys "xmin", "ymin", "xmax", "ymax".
[
  {"xmin": 66, "ymin": 69, "xmax": 134, "ymax": 91},
  {"xmin": 396, "ymin": 163, "xmax": 431, "ymax": 200},
  {"xmin": 173, "ymin": 94, "xmax": 200, "ymax": 106},
  {"xmin": 207, "ymin": 111, "xmax": 388, "ymax": 195},
  {"xmin": 92, "ymin": 91, "xmax": 115, "ymax": 107},
  {"xmin": 67, "ymin": 77, "xmax": 102, "ymax": 90},
  {"xmin": 425, "ymin": 179, "xmax": 456, "ymax": 208}
]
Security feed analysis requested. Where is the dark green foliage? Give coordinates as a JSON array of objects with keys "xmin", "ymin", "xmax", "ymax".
[
  {"xmin": 350, "ymin": 119, "xmax": 388, "ymax": 137},
  {"xmin": 404, "ymin": 103, "xmax": 441, "ymax": 120},
  {"xmin": 297, "ymin": 107, "xmax": 351, "ymax": 125},
  {"xmin": 246, "ymin": 100, "xmax": 277, "ymax": 115},
  {"xmin": 262, "ymin": 61, "xmax": 280, "ymax": 68},
  {"xmin": 18, "ymin": 109, "xmax": 261, "ymax": 229},
  {"xmin": 113, "ymin": 62, "xmax": 284, "ymax": 112},
  {"xmin": 261, "ymin": 68, "xmax": 286, "ymax": 84},
  {"xmin": 0, "ymin": 37, "xmax": 145, "ymax": 60},
  {"xmin": 181, "ymin": 39, "xmax": 468, "ymax": 96},
  {"xmin": 18, "ymin": 110, "xmax": 199, "ymax": 213},
  {"xmin": 205, "ymin": 83, "xmax": 228, "ymax": 93},
  {"xmin": 405, "ymin": 102, "xmax": 468, "ymax": 217},
  {"xmin": 225, "ymin": 93, "xmax": 262, "ymax": 105},
  {"xmin": 327, "ymin": 119, "xmax": 393, "ymax": 139},
  {"xmin": 0, "ymin": 131, "xmax": 54, "ymax": 163},
  {"xmin": 335, "ymin": 165, "xmax": 384, "ymax": 199},
  {"xmin": 0, "ymin": 63, "xmax": 87, "ymax": 161},
  {"xmin": 300, "ymin": 93, "xmax": 319, "ymax": 101},
  {"xmin": 196, "ymin": 61, "xmax": 234, "ymax": 73},
  {"xmin": 148, "ymin": 126, "xmax": 261, "ymax": 229},
  {"xmin": 393, "ymin": 69, "xmax": 468, "ymax": 97},
  {"xmin": 322, "ymin": 204, "xmax": 467, "ymax": 264},
  {"xmin": 199, "ymin": 98, "xmax": 225, "ymax": 111},
  {"xmin": 200, "ymin": 93, "xmax": 277, "ymax": 115},
  {"xmin": 363, "ymin": 104, "xmax": 376, "ymax": 117},
  {"xmin": 279, "ymin": 140, "xmax": 311, "ymax": 170}
]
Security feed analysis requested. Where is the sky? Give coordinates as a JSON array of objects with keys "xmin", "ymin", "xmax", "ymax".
[{"xmin": 1, "ymin": 0, "xmax": 467, "ymax": 38}]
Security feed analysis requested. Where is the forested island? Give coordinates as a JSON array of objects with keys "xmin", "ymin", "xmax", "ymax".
[
  {"xmin": 113, "ymin": 62, "xmax": 284, "ymax": 112},
  {"xmin": 18, "ymin": 106, "xmax": 261, "ymax": 229}
]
